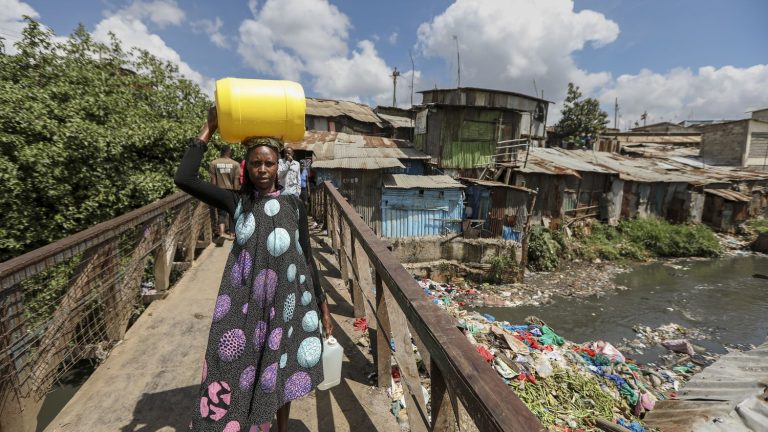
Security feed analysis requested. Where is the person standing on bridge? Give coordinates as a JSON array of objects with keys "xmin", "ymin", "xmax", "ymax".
[
  {"xmin": 209, "ymin": 144, "xmax": 240, "ymax": 241},
  {"xmin": 175, "ymin": 107, "xmax": 333, "ymax": 432}
]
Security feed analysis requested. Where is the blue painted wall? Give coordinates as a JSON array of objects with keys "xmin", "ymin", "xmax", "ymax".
[{"xmin": 381, "ymin": 188, "xmax": 464, "ymax": 237}]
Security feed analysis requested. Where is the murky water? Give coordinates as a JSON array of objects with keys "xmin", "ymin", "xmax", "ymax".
[
  {"xmin": 35, "ymin": 361, "xmax": 95, "ymax": 431},
  {"xmin": 478, "ymin": 255, "xmax": 768, "ymax": 363}
]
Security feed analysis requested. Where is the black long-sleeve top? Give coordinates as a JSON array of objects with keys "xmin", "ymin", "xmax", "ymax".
[{"xmin": 174, "ymin": 138, "xmax": 326, "ymax": 305}]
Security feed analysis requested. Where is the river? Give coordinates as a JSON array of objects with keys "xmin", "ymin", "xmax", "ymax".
[{"xmin": 477, "ymin": 255, "xmax": 768, "ymax": 363}]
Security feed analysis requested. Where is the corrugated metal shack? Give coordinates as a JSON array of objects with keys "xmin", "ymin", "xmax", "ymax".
[
  {"xmin": 503, "ymin": 147, "xmax": 615, "ymax": 227},
  {"xmin": 460, "ymin": 178, "xmax": 533, "ymax": 241},
  {"xmin": 501, "ymin": 148, "xmax": 768, "ymax": 231},
  {"xmin": 305, "ymin": 98, "xmax": 384, "ymax": 136},
  {"xmin": 287, "ymin": 131, "xmax": 431, "ymax": 233},
  {"xmin": 702, "ymin": 189, "xmax": 752, "ymax": 233},
  {"xmin": 380, "ymin": 175, "xmax": 464, "ymax": 238},
  {"xmin": 413, "ymin": 87, "xmax": 552, "ymax": 177},
  {"xmin": 375, "ymin": 106, "xmax": 415, "ymax": 141}
]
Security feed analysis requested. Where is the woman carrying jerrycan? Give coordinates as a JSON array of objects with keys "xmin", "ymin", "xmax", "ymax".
[{"xmin": 175, "ymin": 78, "xmax": 341, "ymax": 432}]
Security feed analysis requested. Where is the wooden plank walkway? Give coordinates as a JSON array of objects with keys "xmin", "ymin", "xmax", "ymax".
[{"xmin": 46, "ymin": 234, "xmax": 399, "ymax": 432}]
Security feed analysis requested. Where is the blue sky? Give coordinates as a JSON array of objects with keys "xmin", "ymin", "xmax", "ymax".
[{"xmin": 2, "ymin": 0, "xmax": 767, "ymax": 129}]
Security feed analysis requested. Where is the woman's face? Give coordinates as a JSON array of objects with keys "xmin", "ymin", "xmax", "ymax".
[{"xmin": 247, "ymin": 146, "xmax": 279, "ymax": 191}]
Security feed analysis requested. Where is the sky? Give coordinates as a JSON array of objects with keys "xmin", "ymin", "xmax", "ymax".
[{"xmin": 1, "ymin": 0, "xmax": 767, "ymax": 130}]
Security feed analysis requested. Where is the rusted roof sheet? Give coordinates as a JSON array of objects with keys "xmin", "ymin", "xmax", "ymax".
[
  {"xmin": 567, "ymin": 150, "xmax": 702, "ymax": 183},
  {"xmin": 377, "ymin": 113, "xmax": 414, "ymax": 129},
  {"xmin": 286, "ymin": 131, "xmax": 430, "ymax": 161},
  {"xmin": 644, "ymin": 338, "xmax": 768, "ymax": 432},
  {"xmin": 312, "ymin": 158, "xmax": 404, "ymax": 170},
  {"xmin": 459, "ymin": 177, "xmax": 535, "ymax": 193},
  {"xmin": 305, "ymin": 98, "xmax": 383, "ymax": 126},
  {"xmin": 383, "ymin": 174, "xmax": 464, "ymax": 189},
  {"xmin": 704, "ymin": 188, "xmax": 752, "ymax": 202},
  {"xmin": 509, "ymin": 148, "xmax": 614, "ymax": 176},
  {"xmin": 621, "ymin": 143, "xmax": 701, "ymax": 157}
]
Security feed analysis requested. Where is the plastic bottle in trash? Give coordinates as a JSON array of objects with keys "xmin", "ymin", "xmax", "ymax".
[{"xmin": 317, "ymin": 336, "xmax": 343, "ymax": 390}]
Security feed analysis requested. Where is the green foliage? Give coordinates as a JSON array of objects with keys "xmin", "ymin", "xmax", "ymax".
[
  {"xmin": 576, "ymin": 218, "xmax": 722, "ymax": 262},
  {"xmin": 527, "ymin": 226, "xmax": 561, "ymax": 272},
  {"xmin": 746, "ymin": 218, "xmax": 768, "ymax": 234},
  {"xmin": 0, "ymin": 19, "xmax": 215, "ymax": 261},
  {"xmin": 554, "ymin": 82, "xmax": 609, "ymax": 148},
  {"xmin": 22, "ymin": 254, "xmax": 81, "ymax": 329},
  {"xmin": 489, "ymin": 245, "xmax": 520, "ymax": 283}
]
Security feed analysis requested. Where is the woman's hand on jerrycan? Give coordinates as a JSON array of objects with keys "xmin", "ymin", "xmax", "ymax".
[{"xmin": 198, "ymin": 105, "xmax": 218, "ymax": 143}]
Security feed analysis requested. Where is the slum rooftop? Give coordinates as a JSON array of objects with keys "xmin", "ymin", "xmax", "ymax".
[
  {"xmin": 508, "ymin": 147, "xmax": 767, "ymax": 186},
  {"xmin": 286, "ymin": 130, "xmax": 429, "ymax": 170},
  {"xmin": 383, "ymin": 174, "xmax": 464, "ymax": 189}
]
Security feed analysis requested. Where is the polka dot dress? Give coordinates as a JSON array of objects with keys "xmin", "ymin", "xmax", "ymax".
[{"xmin": 191, "ymin": 191, "xmax": 324, "ymax": 431}]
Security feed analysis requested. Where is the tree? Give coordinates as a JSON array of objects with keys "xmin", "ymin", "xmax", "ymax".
[
  {"xmin": 554, "ymin": 82, "xmax": 608, "ymax": 148},
  {"xmin": 0, "ymin": 18, "xmax": 220, "ymax": 261}
]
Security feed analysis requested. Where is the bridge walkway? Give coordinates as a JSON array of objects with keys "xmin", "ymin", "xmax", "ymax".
[{"xmin": 45, "ymin": 232, "xmax": 399, "ymax": 432}]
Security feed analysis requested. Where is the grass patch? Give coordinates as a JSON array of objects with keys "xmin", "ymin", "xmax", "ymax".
[
  {"xmin": 575, "ymin": 218, "xmax": 722, "ymax": 262},
  {"xmin": 746, "ymin": 218, "xmax": 768, "ymax": 234}
]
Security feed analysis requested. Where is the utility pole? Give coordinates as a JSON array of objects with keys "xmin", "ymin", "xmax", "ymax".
[
  {"xmin": 613, "ymin": 97, "xmax": 619, "ymax": 130},
  {"xmin": 390, "ymin": 67, "xmax": 400, "ymax": 107},
  {"xmin": 641, "ymin": 110, "xmax": 648, "ymax": 127},
  {"xmin": 452, "ymin": 35, "xmax": 461, "ymax": 87},
  {"xmin": 409, "ymin": 50, "xmax": 415, "ymax": 107}
]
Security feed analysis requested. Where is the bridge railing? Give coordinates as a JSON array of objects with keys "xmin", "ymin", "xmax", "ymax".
[
  {"xmin": 0, "ymin": 192, "xmax": 212, "ymax": 430},
  {"xmin": 316, "ymin": 181, "xmax": 543, "ymax": 432}
]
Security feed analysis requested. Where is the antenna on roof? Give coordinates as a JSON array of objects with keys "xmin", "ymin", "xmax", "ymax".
[
  {"xmin": 390, "ymin": 67, "xmax": 401, "ymax": 107},
  {"xmin": 533, "ymin": 79, "xmax": 538, "ymax": 99},
  {"xmin": 452, "ymin": 35, "xmax": 461, "ymax": 88},
  {"xmin": 409, "ymin": 50, "xmax": 415, "ymax": 107}
]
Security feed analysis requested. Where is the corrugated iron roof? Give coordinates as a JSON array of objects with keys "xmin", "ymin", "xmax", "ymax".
[
  {"xmin": 509, "ymin": 148, "xmax": 614, "ymax": 177},
  {"xmin": 286, "ymin": 131, "xmax": 430, "ymax": 161},
  {"xmin": 566, "ymin": 150, "xmax": 702, "ymax": 183},
  {"xmin": 311, "ymin": 158, "xmax": 404, "ymax": 170},
  {"xmin": 305, "ymin": 98, "xmax": 383, "ymax": 126},
  {"xmin": 644, "ymin": 338, "xmax": 768, "ymax": 432},
  {"xmin": 459, "ymin": 177, "xmax": 535, "ymax": 193},
  {"xmin": 383, "ymin": 174, "xmax": 464, "ymax": 189},
  {"xmin": 704, "ymin": 188, "xmax": 752, "ymax": 202},
  {"xmin": 377, "ymin": 113, "xmax": 414, "ymax": 129}
]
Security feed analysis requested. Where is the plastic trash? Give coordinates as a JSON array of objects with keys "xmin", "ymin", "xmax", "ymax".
[
  {"xmin": 533, "ymin": 354, "xmax": 553, "ymax": 378},
  {"xmin": 317, "ymin": 336, "xmax": 343, "ymax": 390},
  {"xmin": 661, "ymin": 339, "xmax": 695, "ymax": 356},
  {"xmin": 215, "ymin": 78, "xmax": 306, "ymax": 142},
  {"xmin": 592, "ymin": 341, "xmax": 626, "ymax": 363}
]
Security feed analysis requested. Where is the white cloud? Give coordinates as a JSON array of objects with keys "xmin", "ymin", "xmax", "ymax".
[
  {"xmin": 92, "ymin": 0, "xmax": 214, "ymax": 95},
  {"xmin": 113, "ymin": 0, "xmax": 185, "ymax": 28},
  {"xmin": 237, "ymin": 0, "xmax": 409, "ymax": 106},
  {"xmin": 599, "ymin": 65, "xmax": 768, "ymax": 127},
  {"xmin": 388, "ymin": 32, "xmax": 398, "ymax": 45},
  {"xmin": 0, "ymin": 0, "xmax": 39, "ymax": 53},
  {"xmin": 192, "ymin": 17, "xmax": 228, "ymax": 48},
  {"xmin": 417, "ymin": 0, "xmax": 619, "ymax": 103},
  {"xmin": 416, "ymin": 0, "xmax": 767, "ymax": 126}
]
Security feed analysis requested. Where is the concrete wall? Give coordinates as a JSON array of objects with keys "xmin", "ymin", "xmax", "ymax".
[
  {"xmin": 700, "ymin": 120, "xmax": 749, "ymax": 166},
  {"xmin": 752, "ymin": 109, "xmax": 768, "ymax": 122},
  {"xmin": 388, "ymin": 236, "xmax": 521, "ymax": 265},
  {"xmin": 746, "ymin": 120, "xmax": 768, "ymax": 168}
]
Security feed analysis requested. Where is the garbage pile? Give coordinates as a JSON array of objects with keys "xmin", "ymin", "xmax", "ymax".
[{"xmin": 404, "ymin": 277, "xmax": 712, "ymax": 431}]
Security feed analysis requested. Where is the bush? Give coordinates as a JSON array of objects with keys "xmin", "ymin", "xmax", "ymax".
[
  {"xmin": 0, "ymin": 19, "xmax": 215, "ymax": 261},
  {"xmin": 574, "ymin": 218, "xmax": 722, "ymax": 262},
  {"xmin": 527, "ymin": 226, "xmax": 560, "ymax": 271},
  {"xmin": 489, "ymin": 245, "xmax": 520, "ymax": 283}
]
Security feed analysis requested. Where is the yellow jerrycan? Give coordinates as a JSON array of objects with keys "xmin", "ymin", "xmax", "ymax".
[{"xmin": 215, "ymin": 78, "xmax": 306, "ymax": 143}]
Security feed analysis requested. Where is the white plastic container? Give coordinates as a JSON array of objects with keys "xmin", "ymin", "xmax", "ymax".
[{"xmin": 317, "ymin": 336, "xmax": 343, "ymax": 390}]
